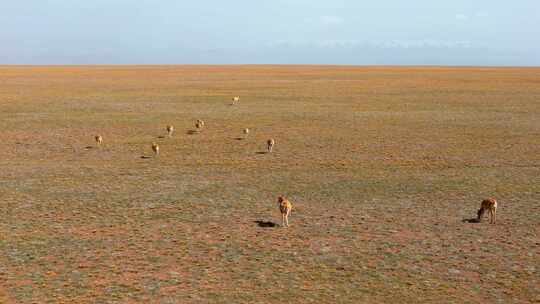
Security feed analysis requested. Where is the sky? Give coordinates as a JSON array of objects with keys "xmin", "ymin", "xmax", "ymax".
[{"xmin": 1, "ymin": 0, "xmax": 539, "ymax": 65}]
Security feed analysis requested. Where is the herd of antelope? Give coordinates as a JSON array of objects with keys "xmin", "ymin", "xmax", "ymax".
[{"xmin": 92, "ymin": 96, "xmax": 498, "ymax": 227}]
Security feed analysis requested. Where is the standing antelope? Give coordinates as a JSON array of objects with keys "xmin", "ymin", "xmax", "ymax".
[
  {"xmin": 267, "ymin": 138, "xmax": 275, "ymax": 153},
  {"xmin": 278, "ymin": 196, "xmax": 293, "ymax": 227},
  {"xmin": 243, "ymin": 128, "xmax": 250, "ymax": 138},
  {"xmin": 151, "ymin": 142, "xmax": 159, "ymax": 156},
  {"xmin": 232, "ymin": 96, "xmax": 240, "ymax": 105},
  {"xmin": 477, "ymin": 198, "xmax": 498, "ymax": 224},
  {"xmin": 195, "ymin": 120, "xmax": 203, "ymax": 132},
  {"xmin": 95, "ymin": 135, "xmax": 103, "ymax": 146},
  {"xmin": 166, "ymin": 125, "xmax": 174, "ymax": 137}
]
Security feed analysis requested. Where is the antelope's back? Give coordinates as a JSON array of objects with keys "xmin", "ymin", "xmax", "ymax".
[{"xmin": 279, "ymin": 199, "xmax": 292, "ymax": 214}]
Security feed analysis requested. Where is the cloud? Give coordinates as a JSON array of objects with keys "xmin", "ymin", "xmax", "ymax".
[
  {"xmin": 369, "ymin": 40, "xmax": 472, "ymax": 49},
  {"xmin": 455, "ymin": 14, "xmax": 468, "ymax": 20},
  {"xmin": 475, "ymin": 12, "xmax": 489, "ymax": 17},
  {"xmin": 266, "ymin": 39, "xmax": 473, "ymax": 49},
  {"xmin": 319, "ymin": 15, "xmax": 344, "ymax": 26}
]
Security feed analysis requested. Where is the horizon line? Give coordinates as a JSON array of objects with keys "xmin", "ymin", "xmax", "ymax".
[{"xmin": 1, "ymin": 63, "xmax": 539, "ymax": 68}]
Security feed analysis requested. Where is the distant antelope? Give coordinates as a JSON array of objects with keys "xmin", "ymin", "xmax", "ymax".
[
  {"xmin": 267, "ymin": 138, "xmax": 275, "ymax": 153},
  {"xmin": 95, "ymin": 135, "xmax": 103, "ymax": 146},
  {"xmin": 243, "ymin": 128, "xmax": 250, "ymax": 138},
  {"xmin": 232, "ymin": 96, "xmax": 240, "ymax": 105},
  {"xmin": 151, "ymin": 142, "xmax": 159, "ymax": 156},
  {"xmin": 166, "ymin": 125, "xmax": 174, "ymax": 137},
  {"xmin": 477, "ymin": 198, "xmax": 498, "ymax": 224},
  {"xmin": 278, "ymin": 196, "xmax": 293, "ymax": 227},
  {"xmin": 195, "ymin": 120, "xmax": 203, "ymax": 132}
]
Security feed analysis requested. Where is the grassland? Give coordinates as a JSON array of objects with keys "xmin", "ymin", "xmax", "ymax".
[{"xmin": 0, "ymin": 65, "xmax": 539, "ymax": 303}]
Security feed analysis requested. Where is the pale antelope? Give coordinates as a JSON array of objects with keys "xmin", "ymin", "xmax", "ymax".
[
  {"xmin": 95, "ymin": 135, "xmax": 103, "ymax": 146},
  {"xmin": 166, "ymin": 125, "xmax": 174, "ymax": 137},
  {"xmin": 267, "ymin": 138, "xmax": 275, "ymax": 153},
  {"xmin": 195, "ymin": 121, "xmax": 203, "ymax": 132},
  {"xmin": 232, "ymin": 96, "xmax": 240, "ymax": 105},
  {"xmin": 152, "ymin": 143, "xmax": 159, "ymax": 156},
  {"xmin": 243, "ymin": 128, "xmax": 250, "ymax": 138},
  {"xmin": 278, "ymin": 196, "xmax": 293, "ymax": 227},
  {"xmin": 477, "ymin": 198, "xmax": 498, "ymax": 224}
]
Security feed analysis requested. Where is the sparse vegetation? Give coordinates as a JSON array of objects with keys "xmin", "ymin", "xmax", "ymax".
[{"xmin": 0, "ymin": 65, "xmax": 539, "ymax": 303}]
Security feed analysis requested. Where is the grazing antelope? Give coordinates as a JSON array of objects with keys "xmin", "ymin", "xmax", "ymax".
[
  {"xmin": 95, "ymin": 135, "xmax": 103, "ymax": 146},
  {"xmin": 196, "ymin": 119, "xmax": 205, "ymax": 127},
  {"xmin": 232, "ymin": 96, "xmax": 240, "ymax": 105},
  {"xmin": 267, "ymin": 138, "xmax": 275, "ymax": 153},
  {"xmin": 166, "ymin": 125, "xmax": 174, "ymax": 137},
  {"xmin": 151, "ymin": 142, "xmax": 159, "ymax": 156},
  {"xmin": 278, "ymin": 196, "xmax": 293, "ymax": 227},
  {"xmin": 477, "ymin": 198, "xmax": 498, "ymax": 224},
  {"xmin": 243, "ymin": 128, "xmax": 250, "ymax": 138}
]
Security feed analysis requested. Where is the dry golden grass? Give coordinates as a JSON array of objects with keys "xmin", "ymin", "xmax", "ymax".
[{"xmin": 0, "ymin": 65, "xmax": 539, "ymax": 303}]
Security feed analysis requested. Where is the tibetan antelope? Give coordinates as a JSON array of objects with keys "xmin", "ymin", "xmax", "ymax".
[
  {"xmin": 243, "ymin": 128, "xmax": 250, "ymax": 138},
  {"xmin": 477, "ymin": 198, "xmax": 498, "ymax": 224},
  {"xmin": 166, "ymin": 125, "xmax": 174, "ymax": 137},
  {"xmin": 95, "ymin": 135, "xmax": 103, "ymax": 146},
  {"xmin": 267, "ymin": 138, "xmax": 275, "ymax": 153},
  {"xmin": 195, "ymin": 120, "xmax": 203, "ymax": 132},
  {"xmin": 278, "ymin": 196, "xmax": 293, "ymax": 227},
  {"xmin": 232, "ymin": 96, "xmax": 240, "ymax": 105},
  {"xmin": 151, "ymin": 142, "xmax": 159, "ymax": 156}
]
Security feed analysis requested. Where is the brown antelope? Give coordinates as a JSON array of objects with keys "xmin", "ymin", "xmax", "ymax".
[
  {"xmin": 232, "ymin": 96, "xmax": 240, "ymax": 105},
  {"xmin": 195, "ymin": 121, "xmax": 203, "ymax": 132},
  {"xmin": 243, "ymin": 128, "xmax": 250, "ymax": 138},
  {"xmin": 267, "ymin": 138, "xmax": 275, "ymax": 153},
  {"xmin": 95, "ymin": 135, "xmax": 103, "ymax": 146},
  {"xmin": 166, "ymin": 125, "xmax": 174, "ymax": 137},
  {"xmin": 477, "ymin": 198, "xmax": 498, "ymax": 224},
  {"xmin": 196, "ymin": 119, "xmax": 205, "ymax": 127},
  {"xmin": 151, "ymin": 142, "xmax": 159, "ymax": 156},
  {"xmin": 278, "ymin": 196, "xmax": 293, "ymax": 227}
]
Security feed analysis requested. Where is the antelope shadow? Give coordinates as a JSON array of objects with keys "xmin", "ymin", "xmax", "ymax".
[{"xmin": 254, "ymin": 220, "xmax": 278, "ymax": 228}]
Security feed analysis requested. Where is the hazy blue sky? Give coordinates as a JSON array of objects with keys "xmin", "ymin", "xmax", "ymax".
[{"xmin": 1, "ymin": 0, "xmax": 539, "ymax": 65}]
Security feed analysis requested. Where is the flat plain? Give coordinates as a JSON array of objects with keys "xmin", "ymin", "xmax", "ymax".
[{"xmin": 0, "ymin": 65, "xmax": 539, "ymax": 303}]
